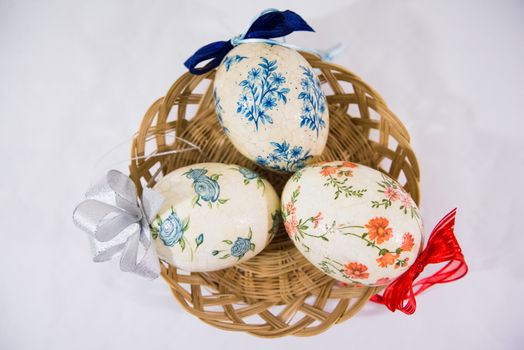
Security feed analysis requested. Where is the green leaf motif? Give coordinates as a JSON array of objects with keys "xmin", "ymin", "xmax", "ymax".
[
  {"xmin": 182, "ymin": 217, "xmax": 190, "ymax": 232},
  {"xmin": 192, "ymin": 195, "xmax": 200, "ymax": 207}
]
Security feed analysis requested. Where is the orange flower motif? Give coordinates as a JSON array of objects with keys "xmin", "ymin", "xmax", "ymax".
[
  {"xmin": 284, "ymin": 215, "xmax": 298, "ymax": 237},
  {"xmin": 365, "ymin": 217, "xmax": 393, "ymax": 244},
  {"xmin": 320, "ymin": 166, "xmax": 337, "ymax": 177},
  {"xmin": 343, "ymin": 262, "xmax": 369, "ymax": 279},
  {"xmin": 312, "ymin": 212, "xmax": 323, "ymax": 228},
  {"xmin": 285, "ymin": 202, "xmax": 296, "ymax": 215},
  {"xmin": 341, "ymin": 161, "xmax": 357, "ymax": 168},
  {"xmin": 376, "ymin": 253, "xmax": 398, "ymax": 268},
  {"xmin": 401, "ymin": 233, "xmax": 415, "ymax": 252}
]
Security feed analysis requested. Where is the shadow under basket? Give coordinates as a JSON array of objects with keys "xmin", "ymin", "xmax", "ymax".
[{"xmin": 128, "ymin": 52, "xmax": 420, "ymax": 338}]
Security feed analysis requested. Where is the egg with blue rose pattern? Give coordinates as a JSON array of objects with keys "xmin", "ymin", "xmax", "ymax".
[
  {"xmin": 281, "ymin": 161, "xmax": 424, "ymax": 286},
  {"xmin": 213, "ymin": 42, "xmax": 329, "ymax": 172},
  {"xmin": 151, "ymin": 162, "xmax": 280, "ymax": 272}
]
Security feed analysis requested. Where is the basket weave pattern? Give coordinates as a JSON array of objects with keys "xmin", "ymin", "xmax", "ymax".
[{"xmin": 129, "ymin": 53, "xmax": 420, "ymax": 337}]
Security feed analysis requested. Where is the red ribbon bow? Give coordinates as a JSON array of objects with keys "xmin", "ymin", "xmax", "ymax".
[{"xmin": 370, "ymin": 208, "xmax": 468, "ymax": 314}]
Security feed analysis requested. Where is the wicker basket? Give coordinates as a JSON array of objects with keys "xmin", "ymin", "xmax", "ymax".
[{"xmin": 128, "ymin": 52, "xmax": 420, "ymax": 338}]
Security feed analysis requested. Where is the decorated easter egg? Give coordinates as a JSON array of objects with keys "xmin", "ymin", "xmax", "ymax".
[
  {"xmin": 151, "ymin": 162, "xmax": 280, "ymax": 272},
  {"xmin": 213, "ymin": 42, "xmax": 329, "ymax": 172},
  {"xmin": 281, "ymin": 161, "xmax": 423, "ymax": 286}
]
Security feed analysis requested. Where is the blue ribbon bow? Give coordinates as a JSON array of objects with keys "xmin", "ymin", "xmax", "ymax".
[{"xmin": 184, "ymin": 9, "xmax": 315, "ymax": 75}]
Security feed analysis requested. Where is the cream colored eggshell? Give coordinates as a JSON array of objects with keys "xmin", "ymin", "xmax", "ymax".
[
  {"xmin": 213, "ymin": 43, "xmax": 329, "ymax": 172},
  {"xmin": 152, "ymin": 162, "xmax": 280, "ymax": 272},
  {"xmin": 281, "ymin": 161, "xmax": 424, "ymax": 286}
]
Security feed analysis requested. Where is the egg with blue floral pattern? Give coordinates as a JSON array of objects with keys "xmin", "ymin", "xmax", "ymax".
[
  {"xmin": 213, "ymin": 43, "xmax": 329, "ymax": 172},
  {"xmin": 151, "ymin": 162, "xmax": 280, "ymax": 272},
  {"xmin": 281, "ymin": 161, "xmax": 424, "ymax": 286}
]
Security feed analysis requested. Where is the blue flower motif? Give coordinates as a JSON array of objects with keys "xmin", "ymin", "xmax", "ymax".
[
  {"xmin": 184, "ymin": 168, "xmax": 208, "ymax": 181},
  {"xmin": 212, "ymin": 228, "xmax": 255, "ymax": 260},
  {"xmin": 230, "ymin": 237, "xmax": 251, "ymax": 258},
  {"xmin": 238, "ymin": 167, "xmax": 258, "ymax": 180},
  {"xmin": 301, "ymin": 78, "xmax": 311, "ymax": 90},
  {"xmin": 256, "ymin": 156, "xmax": 269, "ymax": 167},
  {"xmin": 262, "ymin": 96, "xmax": 277, "ymax": 110},
  {"xmin": 248, "ymin": 68, "xmax": 261, "ymax": 80},
  {"xmin": 270, "ymin": 72, "xmax": 286, "ymax": 85},
  {"xmin": 223, "ymin": 54, "xmax": 247, "ymax": 71},
  {"xmin": 237, "ymin": 57, "xmax": 290, "ymax": 130},
  {"xmin": 183, "ymin": 168, "xmax": 228, "ymax": 207},
  {"xmin": 268, "ymin": 153, "xmax": 280, "ymax": 163},
  {"xmin": 194, "ymin": 177, "xmax": 220, "ymax": 202},
  {"xmin": 304, "ymin": 105, "xmax": 312, "ymax": 114},
  {"xmin": 297, "ymin": 66, "xmax": 327, "ymax": 136},
  {"xmin": 256, "ymin": 141, "xmax": 313, "ymax": 172},
  {"xmin": 159, "ymin": 211, "xmax": 184, "ymax": 246},
  {"xmin": 290, "ymin": 145, "xmax": 303, "ymax": 159}
]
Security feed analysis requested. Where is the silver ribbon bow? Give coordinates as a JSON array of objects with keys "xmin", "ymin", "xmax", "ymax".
[{"xmin": 72, "ymin": 170, "xmax": 164, "ymax": 279}]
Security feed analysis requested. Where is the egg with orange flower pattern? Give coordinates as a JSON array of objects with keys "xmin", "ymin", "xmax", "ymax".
[{"xmin": 281, "ymin": 161, "xmax": 424, "ymax": 286}]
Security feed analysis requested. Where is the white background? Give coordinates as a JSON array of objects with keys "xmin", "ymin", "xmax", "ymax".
[{"xmin": 1, "ymin": 0, "xmax": 523, "ymax": 349}]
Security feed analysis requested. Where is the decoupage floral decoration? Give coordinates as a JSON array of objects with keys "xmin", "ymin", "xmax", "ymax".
[{"xmin": 281, "ymin": 161, "xmax": 469, "ymax": 314}]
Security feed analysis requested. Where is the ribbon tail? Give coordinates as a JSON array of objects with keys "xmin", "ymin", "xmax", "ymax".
[
  {"xmin": 120, "ymin": 226, "xmax": 160, "ymax": 279},
  {"xmin": 184, "ymin": 40, "xmax": 233, "ymax": 75},
  {"xmin": 133, "ymin": 241, "xmax": 160, "ymax": 280},
  {"xmin": 372, "ymin": 271, "xmax": 418, "ymax": 314},
  {"xmin": 413, "ymin": 259, "xmax": 468, "ymax": 296}
]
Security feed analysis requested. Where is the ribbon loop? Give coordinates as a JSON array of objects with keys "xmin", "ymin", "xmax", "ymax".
[
  {"xmin": 371, "ymin": 208, "xmax": 468, "ymax": 314},
  {"xmin": 184, "ymin": 9, "xmax": 315, "ymax": 75},
  {"xmin": 73, "ymin": 170, "xmax": 164, "ymax": 279},
  {"xmin": 243, "ymin": 9, "xmax": 314, "ymax": 40}
]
